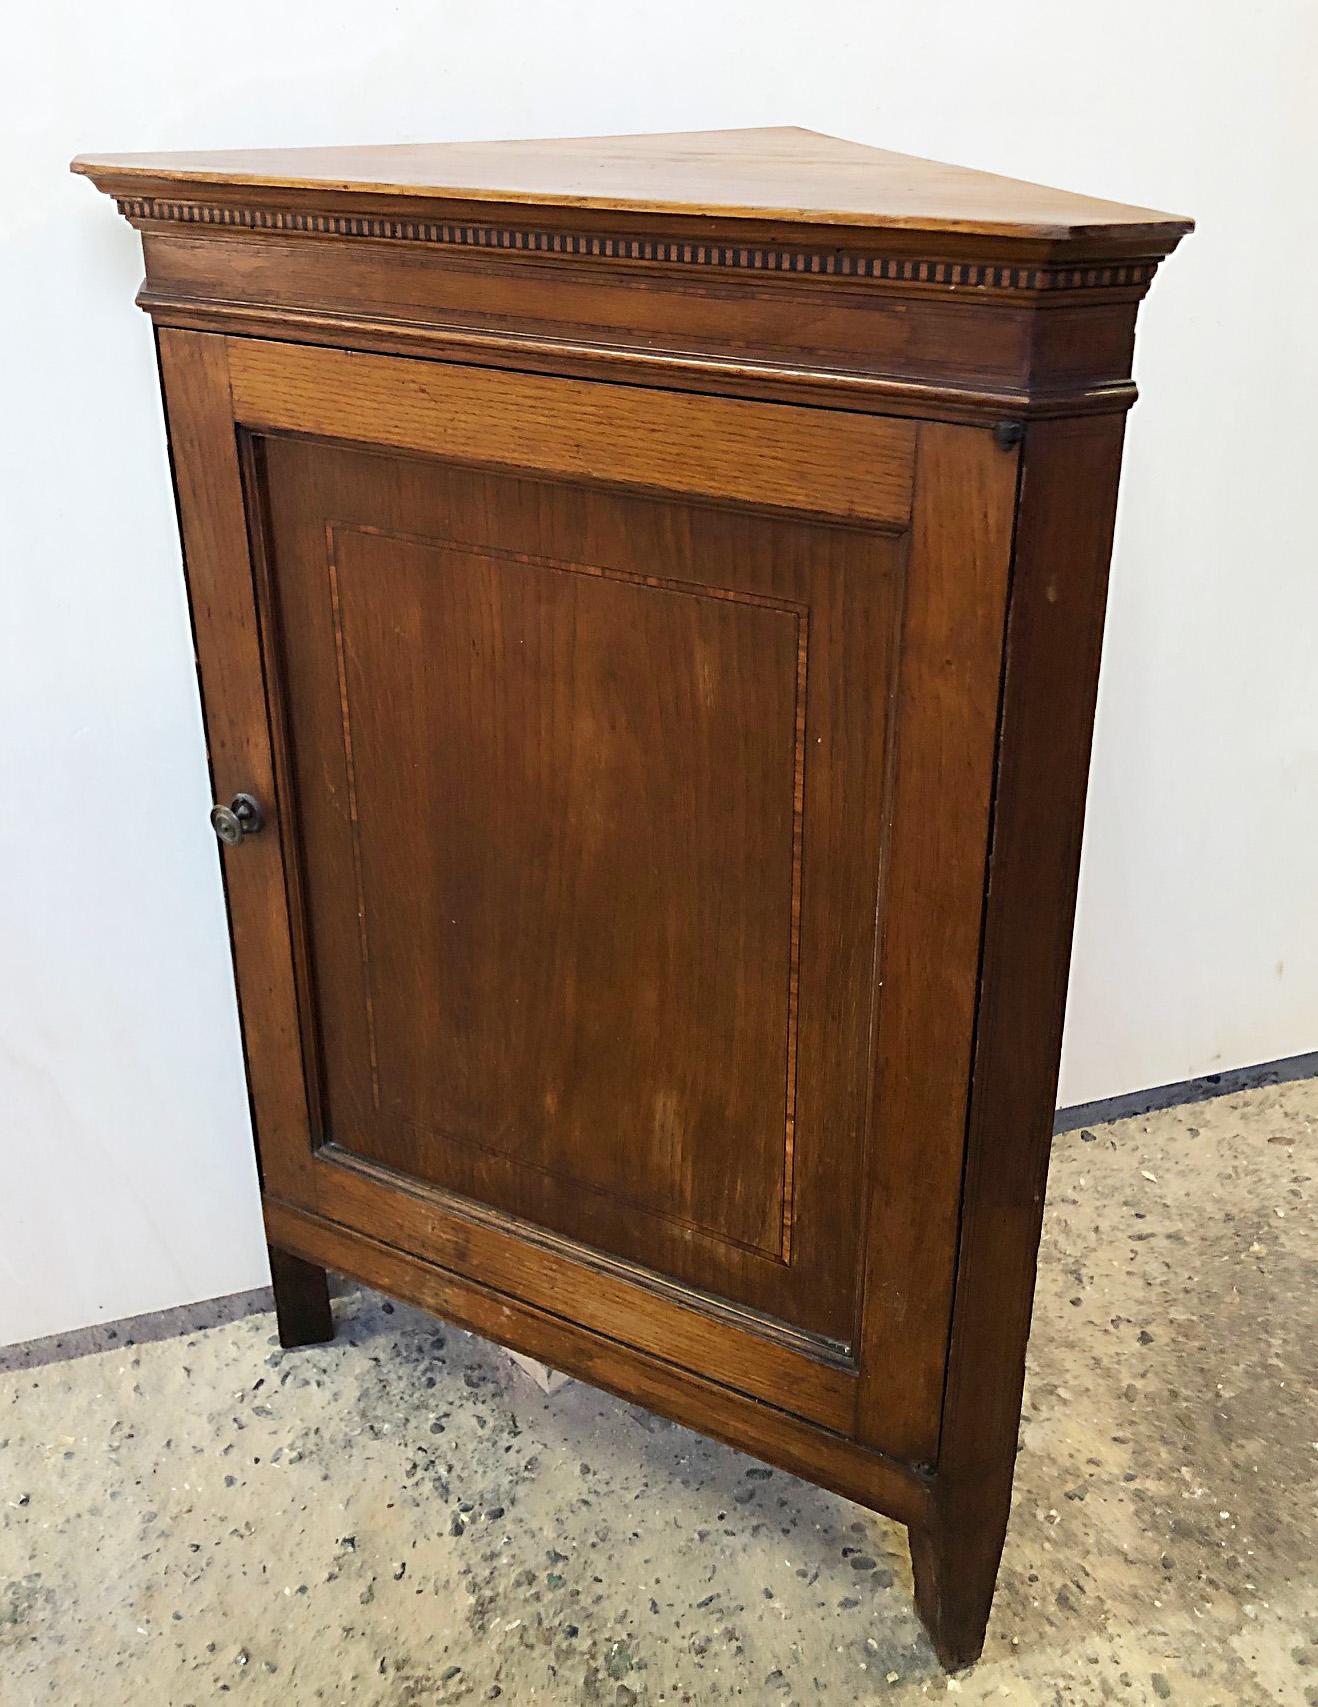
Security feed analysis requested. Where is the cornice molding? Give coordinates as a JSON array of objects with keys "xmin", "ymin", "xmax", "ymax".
[{"xmin": 116, "ymin": 196, "xmax": 1161, "ymax": 293}]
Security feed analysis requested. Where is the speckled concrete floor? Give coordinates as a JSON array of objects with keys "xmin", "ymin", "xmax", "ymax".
[{"xmin": 2, "ymin": 1075, "xmax": 1315, "ymax": 1706}]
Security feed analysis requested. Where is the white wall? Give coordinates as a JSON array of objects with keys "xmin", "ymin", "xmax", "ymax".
[{"xmin": 3, "ymin": 0, "xmax": 1314, "ymax": 1345}]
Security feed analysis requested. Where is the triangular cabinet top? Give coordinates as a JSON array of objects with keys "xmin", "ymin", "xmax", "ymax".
[
  {"xmin": 72, "ymin": 126, "xmax": 1190, "ymax": 257},
  {"xmin": 72, "ymin": 127, "xmax": 1192, "ymax": 420}
]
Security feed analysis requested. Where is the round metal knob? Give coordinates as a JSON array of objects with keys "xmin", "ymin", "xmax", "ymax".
[{"xmin": 210, "ymin": 792, "xmax": 265, "ymax": 846}]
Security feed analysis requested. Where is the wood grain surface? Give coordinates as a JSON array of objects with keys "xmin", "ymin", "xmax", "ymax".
[
  {"xmin": 94, "ymin": 122, "xmax": 1188, "ymax": 1668},
  {"xmin": 73, "ymin": 126, "xmax": 1191, "ymax": 243},
  {"xmin": 227, "ymin": 339, "xmax": 916, "ymax": 527}
]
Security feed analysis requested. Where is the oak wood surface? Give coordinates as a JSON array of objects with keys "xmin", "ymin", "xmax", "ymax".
[
  {"xmin": 78, "ymin": 129, "xmax": 1190, "ymax": 439},
  {"xmin": 266, "ymin": 1246, "xmax": 333, "ymax": 1348},
  {"xmin": 312, "ymin": 1151, "xmax": 859, "ymax": 1432},
  {"xmin": 81, "ymin": 128, "xmax": 1188, "ymax": 1671},
  {"xmin": 138, "ymin": 228, "xmax": 1149, "ymax": 426},
  {"xmin": 909, "ymin": 414, "xmax": 1128, "ymax": 1669},
  {"xmin": 227, "ymin": 338, "xmax": 916, "ymax": 526},
  {"xmin": 73, "ymin": 126, "xmax": 1191, "ymax": 245},
  {"xmin": 140, "ymin": 221, "xmax": 1134, "ymax": 378},
  {"xmin": 251, "ymin": 426, "xmax": 901, "ymax": 1342},
  {"xmin": 239, "ymin": 384, "xmax": 928, "ymax": 1358},
  {"xmin": 857, "ymin": 421, "xmax": 1020, "ymax": 1462},
  {"xmin": 154, "ymin": 329, "xmax": 317, "ymax": 1208}
]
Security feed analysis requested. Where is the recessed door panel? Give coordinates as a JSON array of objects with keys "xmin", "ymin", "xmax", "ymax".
[{"xmin": 329, "ymin": 522, "xmax": 803, "ymax": 1257}]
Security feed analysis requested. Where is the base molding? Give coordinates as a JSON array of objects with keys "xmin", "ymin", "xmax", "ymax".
[{"xmin": 264, "ymin": 1197, "xmax": 932, "ymax": 1530}]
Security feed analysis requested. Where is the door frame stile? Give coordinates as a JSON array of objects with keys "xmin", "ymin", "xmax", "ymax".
[{"xmin": 156, "ymin": 327, "xmax": 318, "ymax": 1209}]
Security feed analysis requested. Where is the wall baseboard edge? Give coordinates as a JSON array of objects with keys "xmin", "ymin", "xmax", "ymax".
[{"xmin": 1055, "ymin": 1048, "xmax": 1318, "ymax": 1135}]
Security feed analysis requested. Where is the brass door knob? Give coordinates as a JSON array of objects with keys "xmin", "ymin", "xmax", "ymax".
[{"xmin": 210, "ymin": 793, "xmax": 265, "ymax": 846}]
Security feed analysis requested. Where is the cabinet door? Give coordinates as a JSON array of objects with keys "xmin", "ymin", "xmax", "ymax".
[{"xmin": 161, "ymin": 331, "xmax": 1016, "ymax": 1455}]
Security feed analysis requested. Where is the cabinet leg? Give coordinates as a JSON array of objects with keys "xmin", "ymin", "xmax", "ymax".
[
  {"xmin": 268, "ymin": 1245, "xmax": 335, "ymax": 1349},
  {"xmin": 908, "ymin": 1502, "xmax": 1006, "ymax": 1672}
]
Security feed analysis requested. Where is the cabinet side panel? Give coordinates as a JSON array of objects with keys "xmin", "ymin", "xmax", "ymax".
[
  {"xmin": 935, "ymin": 414, "xmax": 1126, "ymax": 1536},
  {"xmin": 857, "ymin": 422, "xmax": 1019, "ymax": 1461},
  {"xmin": 156, "ymin": 328, "xmax": 316, "ymax": 1205}
]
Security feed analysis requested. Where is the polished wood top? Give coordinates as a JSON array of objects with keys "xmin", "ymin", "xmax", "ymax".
[{"xmin": 72, "ymin": 127, "xmax": 1190, "ymax": 247}]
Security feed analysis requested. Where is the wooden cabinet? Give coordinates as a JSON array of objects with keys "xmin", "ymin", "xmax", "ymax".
[{"xmin": 73, "ymin": 128, "xmax": 1189, "ymax": 1667}]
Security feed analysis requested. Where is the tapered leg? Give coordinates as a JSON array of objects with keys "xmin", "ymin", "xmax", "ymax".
[
  {"xmin": 268, "ymin": 1245, "xmax": 335, "ymax": 1349},
  {"xmin": 908, "ymin": 1499, "xmax": 1008, "ymax": 1672},
  {"xmin": 905, "ymin": 417, "xmax": 1132, "ymax": 1672}
]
